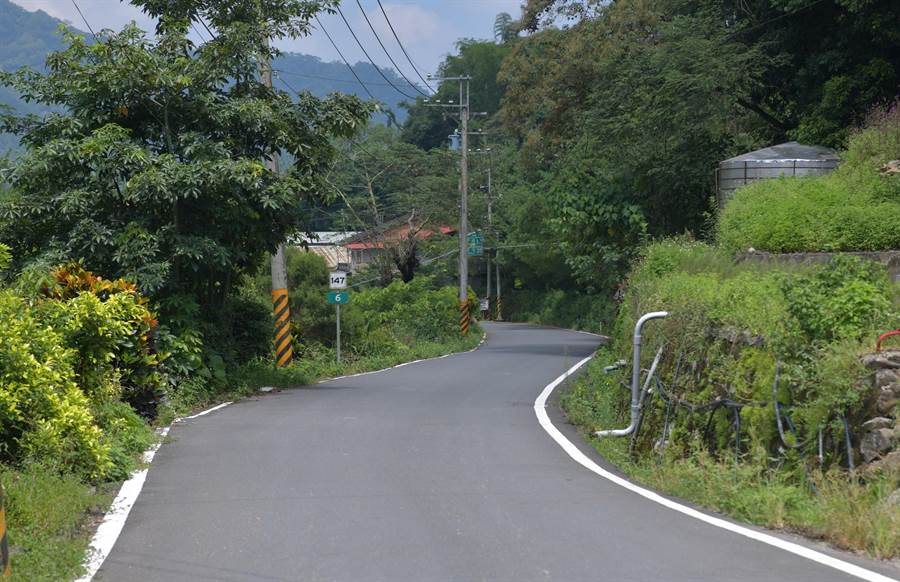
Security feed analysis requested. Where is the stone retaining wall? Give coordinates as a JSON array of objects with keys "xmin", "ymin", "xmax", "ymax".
[{"xmin": 860, "ymin": 349, "xmax": 900, "ymax": 473}]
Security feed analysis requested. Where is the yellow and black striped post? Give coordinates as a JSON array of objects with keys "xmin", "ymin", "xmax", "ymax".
[
  {"xmin": 460, "ymin": 300, "xmax": 470, "ymax": 335},
  {"xmin": 495, "ymin": 296, "xmax": 502, "ymax": 322},
  {"xmin": 272, "ymin": 288, "xmax": 293, "ymax": 367},
  {"xmin": 1, "ymin": 485, "xmax": 10, "ymax": 578}
]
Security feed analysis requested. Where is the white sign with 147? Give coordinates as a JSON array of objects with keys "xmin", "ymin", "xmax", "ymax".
[{"xmin": 329, "ymin": 271, "xmax": 347, "ymax": 290}]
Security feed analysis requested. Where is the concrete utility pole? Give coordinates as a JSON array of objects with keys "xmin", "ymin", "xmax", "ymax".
[
  {"xmin": 261, "ymin": 39, "xmax": 293, "ymax": 367},
  {"xmin": 427, "ymin": 75, "xmax": 472, "ymax": 335},
  {"xmin": 459, "ymin": 81, "xmax": 469, "ymax": 334},
  {"xmin": 470, "ymin": 131, "xmax": 494, "ymax": 321}
]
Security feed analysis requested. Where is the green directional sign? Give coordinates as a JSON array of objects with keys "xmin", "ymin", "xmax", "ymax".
[
  {"xmin": 327, "ymin": 291, "xmax": 350, "ymax": 304},
  {"xmin": 467, "ymin": 231, "xmax": 483, "ymax": 256}
]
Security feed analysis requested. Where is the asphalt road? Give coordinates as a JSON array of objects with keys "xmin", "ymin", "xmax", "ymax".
[{"xmin": 97, "ymin": 323, "xmax": 899, "ymax": 582}]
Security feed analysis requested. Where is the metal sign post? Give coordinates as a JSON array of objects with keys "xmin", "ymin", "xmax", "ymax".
[{"xmin": 329, "ymin": 271, "xmax": 348, "ymax": 365}]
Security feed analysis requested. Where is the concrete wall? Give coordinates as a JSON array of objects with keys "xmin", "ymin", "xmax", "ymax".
[{"xmin": 736, "ymin": 250, "xmax": 900, "ymax": 283}]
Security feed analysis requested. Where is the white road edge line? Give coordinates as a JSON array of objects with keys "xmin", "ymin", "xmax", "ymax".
[
  {"xmin": 317, "ymin": 329, "xmax": 487, "ymax": 383},
  {"xmin": 75, "ymin": 400, "xmax": 234, "ymax": 582},
  {"xmin": 75, "ymin": 329, "xmax": 491, "ymax": 580},
  {"xmin": 534, "ymin": 356, "xmax": 898, "ymax": 582}
]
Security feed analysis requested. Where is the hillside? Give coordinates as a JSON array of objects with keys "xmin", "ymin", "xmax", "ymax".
[{"xmin": 0, "ymin": 0, "xmax": 414, "ymax": 152}]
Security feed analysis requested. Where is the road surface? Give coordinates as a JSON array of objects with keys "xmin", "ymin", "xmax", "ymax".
[{"xmin": 97, "ymin": 323, "xmax": 898, "ymax": 581}]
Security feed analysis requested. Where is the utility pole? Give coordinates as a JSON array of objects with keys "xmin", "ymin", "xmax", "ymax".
[
  {"xmin": 426, "ymin": 75, "xmax": 471, "ymax": 335},
  {"xmin": 261, "ymin": 38, "xmax": 293, "ymax": 367},
  {"xmin": 495, "ymin": 251, "xmax": 502, "ymax": 321},
  {"xmin": 470, "ymin": 131, "xmax": 494, "ymax": 321}
]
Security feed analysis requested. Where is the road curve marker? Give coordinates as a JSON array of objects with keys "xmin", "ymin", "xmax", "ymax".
[{"xmin": 534, "ymin": 356, "xmax": 898, "ymax": 582}]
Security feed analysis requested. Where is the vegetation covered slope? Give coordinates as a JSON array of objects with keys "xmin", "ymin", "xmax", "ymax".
[
  {"xmin": 562, "ymin": 110, "xmax": 900, "ymax": 557},
  {"xmin": 718, "ymin": 105, "xmax": 900, "ymax": 253}
]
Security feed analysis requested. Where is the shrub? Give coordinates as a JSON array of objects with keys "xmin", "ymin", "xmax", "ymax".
[
  {"xmin": 503, "ymin": 288, "xmax": 612, "ymax": 332},
  {"xmin": 0, "ymin": 290, "xmax": 109, "ymax": 479},
  {"xmin": 718, "ymin": 103, "xmax": 900, "ymax": 253},
  {"xmin": 592, "ymin": 240, "xmax": 896, "ymax": 465},
  {"xmin": 36, "ymin": 263, "xmax": 165, "ymax": 416}
]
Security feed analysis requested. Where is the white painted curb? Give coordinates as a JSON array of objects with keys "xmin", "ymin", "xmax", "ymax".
[
  {"xmin": 534, "ymin": 356, "xmax": 898, "ymax": 582},
  {"xmin": 74, "ymin": 401, "xmax": 234, "ymax": 582}
]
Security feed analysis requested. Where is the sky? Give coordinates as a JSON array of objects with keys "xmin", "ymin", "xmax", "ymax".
[{"xmin": 10, "ymin": 0, "xmax": 523, "ymax": 78}]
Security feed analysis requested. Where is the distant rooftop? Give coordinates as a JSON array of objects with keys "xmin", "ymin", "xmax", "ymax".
[
  {"xmin": 295, "ymin": 231, "xmax": 358, "ymax": 245},
  {"xmin": 722, "ymin": 142, "xmax": 840, "ymax": 164}
]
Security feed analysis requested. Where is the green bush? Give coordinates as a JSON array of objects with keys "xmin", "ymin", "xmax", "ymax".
[
  {"xmin": 589, "ymin": 239, "xmax": 896, "ymax": 463},
  {"xmin": 718, "ymin": 103, "xmax": 900, "ymax": 253},
  {"xmin": 0, "ymin": 290, "xmax": 109, "ymax": 479},
  {"xmin": 35, "ymin": 263, "xmax": 166, "ymax": 417}
]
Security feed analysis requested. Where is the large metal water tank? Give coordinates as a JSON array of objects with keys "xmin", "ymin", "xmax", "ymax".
[{"xmin": 716, "ymin": 141, "xmax": 840, "ymax": 208}]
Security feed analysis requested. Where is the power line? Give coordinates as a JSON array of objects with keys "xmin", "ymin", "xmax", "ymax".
[
  {"xmin": 315, "ymin": 15, "xmax": 377, "ymax": 101},
  {"xmin": 334, "ymin": 6, "xmax": 417, "ymax": 101},
  {"xmin": 376, "ymin": 0, "xmax": 436, "ymax": 94},
  {"xmin": 354, "ymin": 0, "xmax": 429, "ymax": 97},
  {"xmin": 69, "ymin": 0, "xmax": 97, "ymax": 39},
  {"xmin": 274, "ymin": 67, "xmax": 417, "ymax": 89},
  {"xmin": 190, "ymin": 22, "xmax": 208, "ymax": 43},
  {"xmin": 198, "ymin": 17, "xmax": 216, "ymax": 41}
]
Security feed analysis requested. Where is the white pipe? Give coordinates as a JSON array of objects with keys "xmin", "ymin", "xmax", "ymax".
[{"xmin": 596, "ymin": 311, "xmax": 668, "ymax": 437}]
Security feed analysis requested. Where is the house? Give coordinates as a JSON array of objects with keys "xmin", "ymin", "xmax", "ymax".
[
  {"xmin": 344, "ymin": 221, "xmax": 455, "ymax": 271},
  {"xmin": 292, "ymin": 231, "xmax": 358, "ymax": 270}
]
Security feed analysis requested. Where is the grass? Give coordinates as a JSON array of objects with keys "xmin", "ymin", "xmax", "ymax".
[
  {"xmin": 0, "ymin": 463, "xmax": 112, "ymax": 582},
  {"xmin": 561, "ymin": 357, "xmax": 900, "ymax": 559}
]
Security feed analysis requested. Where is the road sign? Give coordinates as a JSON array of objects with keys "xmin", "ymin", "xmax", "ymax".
[
  {"xmin": 327, "ymin": 291, "xmax": 350, "ymax": 304},
  {"xmin": 467, "ymin": 231, "xmax": 483, "ymax": 256},
  {"xmin": 329, "ymin": 271, "xmax": 347, "ymax": 289}
]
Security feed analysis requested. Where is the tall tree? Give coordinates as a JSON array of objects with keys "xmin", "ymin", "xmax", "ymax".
[
  {"xmin": 401, "ymin": 39, "xmax": 511, "ymax": 150},
  {"xmin": 327, "ymin": 125, "xmax": 457, "ymax": 282},
  {"xmin": 0, "ymin": 0, "xmax": 371, "ymax": 312}
]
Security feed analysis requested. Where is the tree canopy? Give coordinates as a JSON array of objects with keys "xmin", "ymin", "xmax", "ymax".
[{"xmin": 0, "ymin": 0, "xmax": 371, "ymax": 313}]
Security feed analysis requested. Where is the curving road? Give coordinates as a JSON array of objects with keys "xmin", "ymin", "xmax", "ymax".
[{"xmin": 96, "ymin": 323, "xmax": 898, "ymax": 582}]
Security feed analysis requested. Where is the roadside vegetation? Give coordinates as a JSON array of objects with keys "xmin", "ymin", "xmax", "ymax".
[
  {"xmin": 719, "ymin": 105, "xmax": 900, "ymax": 253},
  {"xmin": 562, "ymin": 108, "xmax": 900, "ymax": 558},
  {"xmin": 0, "ymin": 2, "xmax": 479, "ymax": 580},
  {"xmin": 0, "ymin": 0, "xmax": 898, "ymax": 576}
]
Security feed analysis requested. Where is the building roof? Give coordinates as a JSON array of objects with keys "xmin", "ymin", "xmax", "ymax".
[
  {"xmin": 721, "ymin": 141, "xmax": 840, "ymax": 164},
  {"xmin": 345, "ymin": 223, "xmax": 455, "ymax": 250},
  {"xmin": 294, "ymin": 231, "xmax": 359, "ymax": 245}
]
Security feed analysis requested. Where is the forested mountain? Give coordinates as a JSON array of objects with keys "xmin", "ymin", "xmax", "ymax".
[{"xmin": 0, "ymin": 0, "xmax": 415, "ymax": 152}]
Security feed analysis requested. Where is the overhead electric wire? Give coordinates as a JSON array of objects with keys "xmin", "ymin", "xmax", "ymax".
[
  {"xmin": 274, "ymin": 67, "xmax": 418, "ymax": 89},
  {"xmin": 314, "ymin": 15, "xmax": 377, "ymax": 100},
  {"xmin": 375, "ymin": 0, "xmax": 436, "ymax": 94},
  {"xmin": 354, "ymin": 0, "xmax": 429, "ymax": 97},
  {"xmin": 69, "ymin": 0, "xmax": 98, "ymax": 39},
  {"xmin": 334, "ymin": 6, "xmax": 417, "ymax": 100},
  {"xmin": 198, "ymin": 16, "xmax": 216, "ymax": 41}
]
